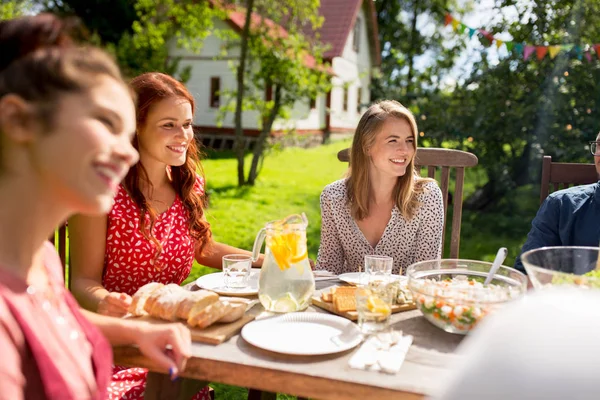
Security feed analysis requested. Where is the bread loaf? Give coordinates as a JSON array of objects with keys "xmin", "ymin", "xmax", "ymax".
[
  {"xmin": 145, "ymin": 284, "xmax": 188, "ymax": 321},
  {"xmin": 187, "ymin": 300, "xmax": 230, "ymax": 328},
  {"xmin": 129, "ymin": 282, "xmax": 164, "ymax": 316},
  {"xmin": 174, "ymin": 290, "xmax": 218, "ymax": 320},
  {"xmin": 217, "ymin": 301, "xmax": 246, "ymax": 323}
]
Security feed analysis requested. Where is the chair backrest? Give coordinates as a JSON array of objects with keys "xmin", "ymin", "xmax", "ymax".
[
  {"xmin": 539, "ymin": 155, "xmax": 598, "ymax": 204},
  {"xmin": 337, "ymin": 147, "xmax": 478, "ymax": 258},
  {"xmin": 51, "ymin": 223, "xmax": 69, "ymax": 288}
]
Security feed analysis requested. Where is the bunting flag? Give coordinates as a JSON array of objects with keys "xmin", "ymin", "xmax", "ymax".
[{"xmin": 445, "ymin": 13, "xmax": 600, "ymax": 62}]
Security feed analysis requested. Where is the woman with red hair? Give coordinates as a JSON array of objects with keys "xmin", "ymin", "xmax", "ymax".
[{"xmin": 69, "ymin": 72, "xmax": 259, "ymax": 399}]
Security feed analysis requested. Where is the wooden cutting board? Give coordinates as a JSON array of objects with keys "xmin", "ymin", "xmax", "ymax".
[
  {"xmin": 311, "ymin": 296, "xmax": 416, "ymax": 321},
  {"xmin": 127, "ymin": 313, "xmax": 256, "ymax": 345}
]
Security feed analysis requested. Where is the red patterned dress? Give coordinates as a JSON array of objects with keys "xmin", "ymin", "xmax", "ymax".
[{"xmin": 102, "ymin": 178, "xmax": 211, "ymax": 400}]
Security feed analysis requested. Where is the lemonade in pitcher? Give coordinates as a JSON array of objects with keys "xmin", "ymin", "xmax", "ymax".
[{"xmin": 252, "ymin": 214, "xmax": 315, "ymax": 312}]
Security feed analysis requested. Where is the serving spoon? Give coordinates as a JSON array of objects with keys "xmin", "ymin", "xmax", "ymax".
[{"xmin": 484, "ymin": 247, "xmax": 508, "ymax": 286}]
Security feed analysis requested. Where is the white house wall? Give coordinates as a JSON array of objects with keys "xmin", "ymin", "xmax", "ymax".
[
  {"xmin": 168, "ymin": 10, "xmax": 374, "ymax": 134},
  {"xmin": 329, "ymin": 5, "xmax": 373, "ymax": 131},
  {"xmin": 170, "ymin": 19, "xmax": 261, "ymax": 131}
]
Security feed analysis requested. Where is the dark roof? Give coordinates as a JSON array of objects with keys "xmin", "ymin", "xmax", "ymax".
[{"xmin": 317, "ymin": 0, "xmax": 381, "ymax": 65}]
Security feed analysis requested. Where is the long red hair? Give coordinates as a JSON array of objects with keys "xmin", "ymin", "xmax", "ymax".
[{"xmin": 126, "ymin": 72, "xmax": 211, "ymax": 261}]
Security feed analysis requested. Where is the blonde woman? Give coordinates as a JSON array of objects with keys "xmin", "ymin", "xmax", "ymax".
[{"xmin": 316, "ymin": 100, "xmax": 444, "ymax": 275}]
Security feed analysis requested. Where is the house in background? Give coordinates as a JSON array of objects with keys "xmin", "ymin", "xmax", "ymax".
[{"xmin": 169, "ymin": 0, "xmax": 380, "ymax": 141}]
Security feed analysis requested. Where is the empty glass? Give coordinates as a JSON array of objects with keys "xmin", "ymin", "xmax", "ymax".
[
  {"xmin": 223, "ymin": 254, "xmax": 252, "ymax": 288},
  {"xmin": 364, "ymin": 255, "xmax": 393, "ymax": 284}
]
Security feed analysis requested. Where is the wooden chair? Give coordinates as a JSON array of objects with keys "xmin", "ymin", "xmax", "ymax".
[
  {"xmin": 51, "ymin": 222, "xmax": 69, "ymax": 288},
  {"xmin": 337, "ymin": 147, "xmax": 478, "ymax": 259},
  {"xmin": 539, "ymin": 155, "xmax": 598, "ymax": 204}
]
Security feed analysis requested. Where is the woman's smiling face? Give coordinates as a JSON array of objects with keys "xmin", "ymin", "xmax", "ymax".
[
  {"xmin": 367, "ymin": 117, "xmax": 416, "ymax": 180},
  {"xmin": 136, "ymin": 96, "xmax": 194, "ymax": 168},
  {"xmin": 28, "ymin": 75, "xmax": 138, "ymax": 215}
]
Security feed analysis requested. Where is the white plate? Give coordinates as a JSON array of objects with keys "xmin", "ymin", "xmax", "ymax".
[
  {"xmin": 338, "ymin": 272, "xmax": 407, "ymax": 286},
  {"xmin": 195, "ymin": 269, "xmax": 260, "ymax": 296},
  {"xmin": 241, "ymin": 313, "xmax": 362, "ymax": 355}
]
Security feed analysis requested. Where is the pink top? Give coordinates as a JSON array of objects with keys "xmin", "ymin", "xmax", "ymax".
[
  {"xmin": 102, "ymin": 177, "xmax": 205, "ymax": 294},
  {"xmin": 0, "ymin": 242, "xmax": 112, "ymax": 400}
]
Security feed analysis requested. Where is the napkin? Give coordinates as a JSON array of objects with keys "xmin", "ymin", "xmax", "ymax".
[{"xmin": 348, "ymin": 331, "xmax": 413, "ymax": 374}]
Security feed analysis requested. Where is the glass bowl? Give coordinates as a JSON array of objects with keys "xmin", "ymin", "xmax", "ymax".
[
  {"xmin": 521, "ymin": 246, "xmax": 600, "ymax": 289},
  {"xmin": 406, "ymin": 259, "xmax": 528, "ymax": 335}
]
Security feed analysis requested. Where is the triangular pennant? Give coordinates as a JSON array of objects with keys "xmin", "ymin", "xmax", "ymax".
[
  {"xmin": 562, "ymin": 44, "xmax": 574, "ymax": 52},
  {"xmin": 505, "ymin": 41, "xmax": 514, "ymax": 51},
  {"xmin": 496, "ymin": 39, "xmax": 504, "ymax": 49},
  {"xmin": 585, "ymin": 51, "xmax": 593, "ymax": 62},
  {"xmin": 451, "ymin": 20, "xmax": 460, "ymax": 31},
  {"xmin": 548, "ymin": 46, "xmax": 561, "ymax": 59},
  {"xmin": 524, "ymin": 45, "xmax": 535, "ymax": 60},
  {"xmin": 536, "ymin": 46, "xmax": 548, "ymax": 60},
  {"xmin": 513, "ymin": 43, "xmax": 524, "ymax": 55},
  {"xmin": 468, "ymin": 27, "xmax": 477, "ymax": 38},
  {"xmin": 594, "ymin": 44, "xmax": 600, "ymax": 59},
  {"xmin": 459, "ymin": 23, "xmax": 467, "ymax": 34},
  {"xmin": 574, "ymin": 45, "xmax": 582, "ymax": 60},
  {"xmin": 444, "ymin": 14, "xmax": 453, "ymax": 27}
]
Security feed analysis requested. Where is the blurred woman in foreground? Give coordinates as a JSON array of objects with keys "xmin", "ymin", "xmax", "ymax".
[{"xmin": 0, "ymin": 14, "xmax": 191, "ymax": 399}]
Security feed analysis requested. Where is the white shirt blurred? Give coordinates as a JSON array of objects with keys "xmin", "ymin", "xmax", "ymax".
[{"xmin": 434, "ymin": 287, "xmax": 600, "ymax": 400}]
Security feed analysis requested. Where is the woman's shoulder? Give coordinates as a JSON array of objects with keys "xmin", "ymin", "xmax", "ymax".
[
  {"xmin": 322, "ymin": 179, "xmax": 348, "ymax": 200},
  {"xmin": 193, "ymin": 174, "xmax": 205, "ymax": 196},
  {"xmin": 414, "ymin": 179, "xmax": 443, "ymax": 204},
  {"xmin": 416, "ymin": 179, "xmax": 441, "ymax": 195},
  {"xmin": 109, "ymin": 184, "xmax": 137, "ymax": 220}
]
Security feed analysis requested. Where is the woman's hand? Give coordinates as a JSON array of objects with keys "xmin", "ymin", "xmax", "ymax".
[
  {"xmin": 97, "ymin": 292, "xmax": 132, "ymax": 317},
  {"xmin": 135, "ymin": 322, "xmax": 192, "ymax": 379}
]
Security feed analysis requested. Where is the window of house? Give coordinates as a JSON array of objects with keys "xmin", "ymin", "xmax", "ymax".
[
  {"xmin": 343, "ymin": 88, "xmax": 348, "ymax": 113},
  {"xmin": 357, "ymin": 87, "xmax": 364, "ymax": 113},
  {"xmin": 210, "ymin": 77, "xmax": 220, "ymax": 108},
  {"xmin": 353, "ymin": 18, "xmax": 361, "ymax": 52},
  {"xmin": 309, "ymin": 95, "xmax": 317, "ymax": 109}
]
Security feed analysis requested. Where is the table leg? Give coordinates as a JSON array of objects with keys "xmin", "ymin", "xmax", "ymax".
[
  {"xmin": 247, "ymin": 389, "xmax": 277, "ymax": 400},
  {"xmin": 144, "ymin": 372, "xmax": 210, "ymax": 400}
]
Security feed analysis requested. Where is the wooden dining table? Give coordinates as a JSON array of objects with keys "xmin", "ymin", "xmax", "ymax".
[{"xmin": 112, "ymin": 280, "xmax": 466, "ymax": 400}]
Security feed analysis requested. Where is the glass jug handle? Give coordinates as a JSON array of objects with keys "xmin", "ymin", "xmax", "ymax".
[{"xmin": 252, "ymin": 228, "xmax": 266, "ymax": 262}]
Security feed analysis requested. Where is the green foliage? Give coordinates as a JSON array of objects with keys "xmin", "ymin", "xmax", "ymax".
[
  {"xmin": 372, "ymin": 0, "xmax": 471, "ymax": 99},
  {"xmin": 0, "ymin": 0, "xmax": 33, "ymax": 20},
  {"xmin": 418, "ymin": 0, "xmax": 600, "ymax": 208},
  {"xmin": 43, "ymin": 0, "xmax": 137, "ymax": 44}
]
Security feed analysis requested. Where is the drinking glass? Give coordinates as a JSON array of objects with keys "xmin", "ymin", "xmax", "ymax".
[
  {"xmin": 364, "ymin": 255, "xmax": 393, "ymax": 284},
  {"xmin": 355, "ymin": 282, "xmax": 393, "ymax": 335},
  {"xmin": 223, "ymin": 254, "xmax": 252, "ymax": 288}
]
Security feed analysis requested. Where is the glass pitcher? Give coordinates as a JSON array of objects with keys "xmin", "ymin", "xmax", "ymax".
[{"xmin": 252, "ymin": 213, "xmax": 315, "ymax": 312}]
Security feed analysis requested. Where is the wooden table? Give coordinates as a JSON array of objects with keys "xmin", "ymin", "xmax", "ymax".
[{"xmin": 113, "ymin": 281, "xmax": 465, "ymax": 400}]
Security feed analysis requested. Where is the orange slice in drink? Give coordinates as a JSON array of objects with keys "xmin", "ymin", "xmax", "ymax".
[
  {"xmin": 367, "ymin": 295, "xmax": 392, "ymax": 316},
  {"xmin": 267, "ymin": 231, "xmax": 307, "ymax": 271}
]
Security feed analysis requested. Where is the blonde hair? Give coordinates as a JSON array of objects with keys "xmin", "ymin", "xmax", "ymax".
[{"xmin": 346, "ymin": 100, "xmax": 432, "ymax": 220}]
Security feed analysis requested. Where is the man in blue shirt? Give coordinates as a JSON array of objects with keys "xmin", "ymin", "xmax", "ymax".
[{"xmin": 514, "ymin": 134, "xmax": 600, "ymax": 273}]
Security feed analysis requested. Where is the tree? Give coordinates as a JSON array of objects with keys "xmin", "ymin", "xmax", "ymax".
[
  {"xmin": 220, "ymin": 0, "xmax": 331, "ymax": 185},
  {"xmin": 0, "ymin": 0, "xmax": 34, "ymax": 20},
  {"xmin": 372, "ymin": 0, "xmax": 470, "ymax": 101},
  {"xmin": 423, "ymin": 0, "xmax": 600, "ymax": 209}
]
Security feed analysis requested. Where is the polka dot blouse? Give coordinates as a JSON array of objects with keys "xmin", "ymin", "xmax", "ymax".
[{"xmin": 316, "ymin": 178, "xmax": 444, "ymax": 275}]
